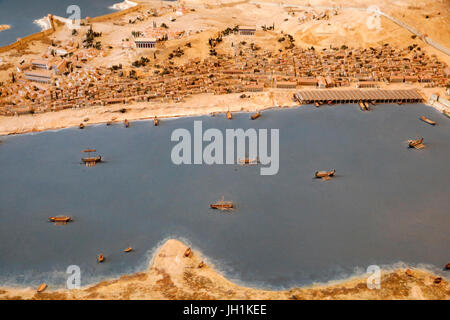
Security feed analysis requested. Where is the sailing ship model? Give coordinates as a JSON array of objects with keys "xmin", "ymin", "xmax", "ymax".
[
  {"xmin": 210, "ymin": 196, "xmax": 234, "ymax": 211},
  {"xmin": 81, "ymin": 149, "xmax": 102, "ymax": 167}
]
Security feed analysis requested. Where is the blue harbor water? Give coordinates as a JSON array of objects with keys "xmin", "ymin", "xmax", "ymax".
[{"xmin": 0, "ymin": 104, "xmax": 449, "ymax": 289}]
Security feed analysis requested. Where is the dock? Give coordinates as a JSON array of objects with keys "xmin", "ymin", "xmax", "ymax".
[{"xmin": 295, "ymin": 89, "xmax": 423, "ymax": 105}]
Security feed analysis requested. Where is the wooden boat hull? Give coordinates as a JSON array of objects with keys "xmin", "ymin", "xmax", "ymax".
[
  {"xmin": 79, "ymin": 124, "xmax": 84, "ymax": 129},
  {"xmin": 49, "ymin": 216, "xmax": 71, "ymax": 223},
  {"xmin": 154, "ymin": 118, "xmax": 159, "ymax": 126},
  {"xmin": 315, "ymin": 170, "xmax": 335, "ymax": 178},
  {"xmin": 124, "ymin": 247, "xmax": 133, "ymax": 253},
  {"xmin": 82, "ymin": 156, "xmax": 102, "ymax": 163},
  {"xmin": 420, "ymin": 116, "xmax": 436, "ymax": 125},
  {"xmin": 210, "ymin": 204, "xmax": 234, "ymax": 209},
  {"xmin": 226, "ymin": 111, "xmax": 232, "ymax": 120},
  {"xmin": 37, "ymin": 283, "xmax": 47, "ymax": 293},
  {"xmin": 408, "ymin": 138, "xmax": 424, "ymax": 148},
  {"xmin": 239, "ymin": 158, "xmax": 259, "ymax": 165},
  {"xmin": 250, "ymin": 112, "xmax": 261, "ymax": 120},
  {"xmin": 184, "ymin": 247, "xmax": 192, "ymax": 257},
  {"xmin": 98, "ymin": 254, "xmax": 104, "ymax": 263},
  {"xmin": 314, "ymin": 102, "xmax": 320, "ymax": 108},
  {"xmin": 443, "ymin": 110, "xmax": 450, "ymax": 119}
]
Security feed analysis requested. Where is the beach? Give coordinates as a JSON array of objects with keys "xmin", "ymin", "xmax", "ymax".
[
  {"xmin": 0, "ymin": 90, "xmax": 295, "ymax": 136},
  {"xmin": 0, "ymin": 239, "xmax": 448, "ymax": 300},
  {"xmin": 0, "ymin": 85, "xmax": 446, "ymax": 137}
]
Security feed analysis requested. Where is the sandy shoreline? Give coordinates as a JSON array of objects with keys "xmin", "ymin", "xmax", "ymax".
[
  {"xmin": 0, "ymin": 239, "xmax": 447, "ymax": 300},
  {"xmin": 0, "ymin": 90, "xmax": 296, "ymax": 136},
  {"xmin": 0, "ymin": 88, "xmax": 447, "ymax": 137}
]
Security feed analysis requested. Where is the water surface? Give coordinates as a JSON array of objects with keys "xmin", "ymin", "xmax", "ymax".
[{"xmin": 0, "ymin": 103, "xmax": 449, "ymax": 289}]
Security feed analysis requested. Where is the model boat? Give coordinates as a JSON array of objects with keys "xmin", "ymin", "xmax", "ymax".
[
  {"xmin": 250, "ymin": 112, "xmax": 261, "ymax": 120},
  {"xmin": 49, "ymin": 216, "xmax": 71, "ymax": 223},
  {"xmin": 37, "ymin": 283, "xmax": 47, "ymax": 293},
  {"xmin": 315, "ymin": 169, "xmax": 336, "ymax": 179},
  {"xmin": 81, "ymin": 149, "xmax": 102, "ymax": 167},
  {"xmin": 420, "ymin": 116, "xmax": 436, "ymax": 125},
  {"xmin": 238, "ymin": 157, "xmax": 259, "ymax": 165},
  {"xmin": 210, "ymin": 196, "xmax": 234, "ymax": 210},
  {"xmin": 408, "ymin": 137, "xmax": 424, "ymax": 148}
]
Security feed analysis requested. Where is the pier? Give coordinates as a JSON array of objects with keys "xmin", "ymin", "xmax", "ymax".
[{"xmin": 295, "ymin": 89, "xmax": 423, "ymax": 104}]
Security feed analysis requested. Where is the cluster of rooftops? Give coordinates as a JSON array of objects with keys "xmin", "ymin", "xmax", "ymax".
[{"xmin": 0, "ymin": 37, "xmax": 448, "ymax": 116}]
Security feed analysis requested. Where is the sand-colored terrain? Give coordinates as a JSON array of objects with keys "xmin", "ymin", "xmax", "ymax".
[
  {"xmin": 0, "ymin": 89, "xmax": 295, "ymax": 135},
  {"xmin": 0, "ymin": 239, "xmax": 448, "ymax": 300},
  {"xmin": 1, "ymin": 82, "xmax": 446, "ymax": 137}
]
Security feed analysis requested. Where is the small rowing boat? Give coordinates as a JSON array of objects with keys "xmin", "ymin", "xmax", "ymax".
[
  {"xmin": 210, "ymin": 196, "xmax": 234, "ymax": 210},
  {"xmin": 49, "ymin": 216, "xmax": 71, "ymax": 223},
  {"xmin": 238, "ymin": 157, "xmax": 259, "ymax": 165},
  {"xmin": 124, "ymin": 247, "xmax": 133, "ymax": 253},
  {"xmin": 364, "ymin": 102, "xmax": 370, "ymax": 111},
  {"xmin": 315, "ymin": 169, "xmax": 336, "ymax": 179},
  {"xmin": 79, "ymin": 123, "xmax": 84, "ymax": 129},
  {"xmin": 154, "ymin": 117, "xmax": 159, "ymax": 126},
  {"xmin": 443, "ymin": 110, "xmax": 450, "ymax": 119},
  {"xmin": 184, "ymin": 247, "xmax": 192, "ymax": 257},
  {"xmin": 250, "ymin": 112, "xmax": 261, "ymax": 120},
  {"xmin": 420, "ymin": 115, "xmax": 436, "ymax": 125},
  {"xmin": 37, "ymin": 283, "xmax": 47, "ymax": 293},
  {"xmin": 408, "ymin": 137, "xmax": 424, "ymax": 149},
  {"xmin": 359, "ymin": 102, "xmax": 367, "ymax": 111},
  {"xmin": 98, "ymin": 254, "xmax": 105, "ymax": 263},
  {"xmin": 314, "ymin": 102, "xmax": 320, "ymax": 108},
  {"xmin": 226, "ymin": 111, "xmax": 232, "ymax": 120}
]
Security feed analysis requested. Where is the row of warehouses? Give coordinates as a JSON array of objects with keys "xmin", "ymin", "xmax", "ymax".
[{"xmin": 295, "ymin": 89, "xmax": 424, "ymax": 104}]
